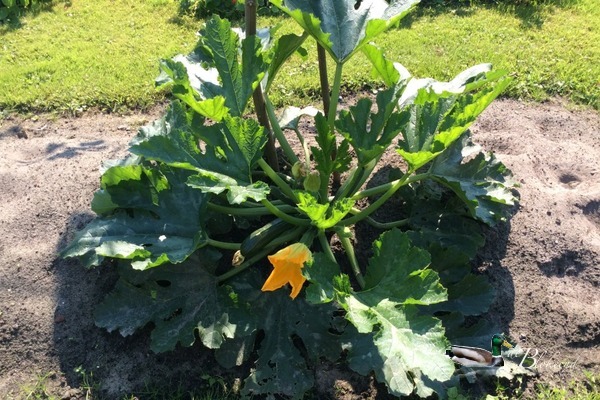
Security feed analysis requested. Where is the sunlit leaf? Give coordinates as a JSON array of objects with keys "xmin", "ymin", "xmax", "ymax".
[
  {"xmin": 429, "ymin": 133, "xmax": 518, "ymax": 225},
  {"xmin": 60, "ymin": 166, "xmax": 208, "ymax": 270},
  {"xmin": 271, "ymin": 0, "xmax": 418, "ymax": 63}
]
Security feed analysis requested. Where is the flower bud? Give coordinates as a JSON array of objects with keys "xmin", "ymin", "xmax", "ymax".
[
  {"xmin": 303, "ymin": 171, "xmax": 321, "ymax": 192},
  {"xmin": 291, "ymin": 161, "xmax": 307, "ymax": 179}
]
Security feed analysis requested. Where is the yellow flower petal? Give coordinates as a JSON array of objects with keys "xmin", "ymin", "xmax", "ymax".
[{"xmin": 261, "ymin": 243, "xmax": 312, "ymax": 299}]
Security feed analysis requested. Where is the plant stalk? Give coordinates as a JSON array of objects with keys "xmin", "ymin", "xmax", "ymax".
[
  {"xmin": 318, "ymin": 231, "xmax": 337, "ymax": 264},
  {"xmin": 207, "ymin": 201, "xmax": 296, "ymax": 217},
  {"xmin": 261, "ymin": 198, "xmax": 311, "ymax": 226},
  {"xmin": 342, "ymin": 171, "xmax": 423, "ymax": 225},
  {"xmin": 327, "ymin": 62, "xmax": 344, "ymax": 188},
  {"xmin": 350, "ymin": 172, "xmax": 430, "ymax": 201},
  {"xmin": 317, "ymin": 44, "xmax": 330, "ymax": 116},
  {"xmin": 337, "ymin": 232, "xmax": 365, "ymax": 289},
  {"xmin": 206, "ymin": 238, "xmax": 241, "ymax": 250},
  {"xmin": 257, "ymin": 158, "xmax": 297, "ymax": 201},
  {"xmin": 264, "ymin": 94, "xmax": 298, "ymax": 164},
  {"xmin": 245, "ymin": 0, "xmax": 279, "ymax": 171}
]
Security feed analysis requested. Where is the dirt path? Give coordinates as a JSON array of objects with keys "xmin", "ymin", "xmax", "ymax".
[{"xmin": 0, "ymin": 99, "xmax": 598, "ymax": 398}]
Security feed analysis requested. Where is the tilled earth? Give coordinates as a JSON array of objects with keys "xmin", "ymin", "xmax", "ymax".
[{"xmin": 0, "ymin": 99, "xmax": 599, "ymax": 399}]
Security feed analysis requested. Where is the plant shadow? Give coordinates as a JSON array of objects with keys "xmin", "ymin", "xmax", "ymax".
[
  {"xmin": 51, "ymin": 213, "xmax": 235, "ymax": 398},
  {"xmin": 398, "ymin": 0, "xmax": 581, "ymax": 30},
  {"xmin": 0, "ymin": 0, "xmax": 71, "ymax": 33}
]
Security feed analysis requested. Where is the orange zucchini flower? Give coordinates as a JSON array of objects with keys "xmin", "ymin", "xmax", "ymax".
[{"xmin": 261, "ymin": 243, "xmax": 312, "ymax": 299}]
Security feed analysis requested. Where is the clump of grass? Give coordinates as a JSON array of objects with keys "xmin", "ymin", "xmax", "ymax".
[
  {"xmin": 0, "ymin": 0, "xmax": 598, "ymax": 113},
  {"xmin": 0, "ymin": 0, "xmax": 199, "ymax": 114}
]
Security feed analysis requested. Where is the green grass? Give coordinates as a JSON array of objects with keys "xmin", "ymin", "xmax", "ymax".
[
  {"xmin": 0, "ymin": 0, "xmax": 199, "ymax": 113},
  {"xmin": 0, "ymin": 0, "xmax": 598, "ymax": 113},
  {"xmin": 266, "ymin": 0, "xmax": 599, "ymax": 110}
]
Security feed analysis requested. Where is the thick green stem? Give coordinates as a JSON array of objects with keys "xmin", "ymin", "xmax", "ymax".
[
  {"xmin": 207, "ymin": 201, "xmax": 296, "ymax": 217},
  {"xmin": 245, "ymin": 0, "xmax": 279, "ymax": 171},
  {"xmin": 216, "ymin": 225, "xmax": 305, "ymax": 283},
  {"xmin": 258, "ymin": 158, "xmax": 297, "ymax": 201},
  {"xmin": 327, "ymin": 62, "xmax": 345, "ymax": 189},
  {"xmin": 338, "ymin": 232, "xmax": 365, "ymax": 289},
  {"xmin": 318, "ymin": 231, "xmax": 336, "ymax": 264},
  {"xmin": 261, "ymin": 198, "xmax": 311, "ymax": 226},
  {"xmin": 317, "ymin": 44, "xmax": 330, "ymax": 116},
  {"xmin": 348, "ymin": 208, "xmax": 410, "ymax": 230},
  {"xmin": 351, "ymin": 172, "xmax": 430, "ymax": 201},
  {"xmin": 334, "ymin": 158, "xmax": 378, "ymax": 203},
  {"xmin": 264, "ymin": 94, "xmax": 298, "ymax": 164},
  {"xmin": 341, "ymin": 171, "xmax": 426, "ymax": 226},
  {"xmin": 206, "ymin": 238, "xmax": 241, "ymax": 250},
  {"xmin": 327, "ymin": 62, "xmax": 344, "ymax": 128}
]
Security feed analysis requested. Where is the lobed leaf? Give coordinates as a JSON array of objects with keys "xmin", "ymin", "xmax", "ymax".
[
  {"xmin": 429, "ymin": 133, "xmax": 518, "ymax": 225},
  {"xmin": 94, "ymin": 252, "xmax": 239, "ymax": 352},
  {"xmin": 311, "ymin": 112, "xmax": 352, "ymax": 177},
  {"xmin": 157, "ymin": 58, "xmax": 228, "ymax": 121},
  {"xmin": 334, "ymin": 230, "xmax": 454, "ymax": 397},
  {"xmin": 271, "ymin": 0, "xmax": 418, "ymax": 63},
  {"xmin": 158, "ymin": 16, "xmax": 268, "ymax": 118},
  {"xmin": 216, "ymin": 270, "xmax": 344, "ymax": 399},
  {"xmin": 61, "ymin": 165, "xmax": 208, "ymax": 270},
  {"xmin": 130, "ymin": 103, "xmax": 268, "ymax": 203},
  {"xmin": 397, "ymin": 67, "xmax": 511, "ymax": 171},
  {"xmin": 296, "ymin": 191, "xmax": 354, "ymax": 229},
  {"xmin": 336, "ymin": 87, "xmax": 409, "ymax": 165}
]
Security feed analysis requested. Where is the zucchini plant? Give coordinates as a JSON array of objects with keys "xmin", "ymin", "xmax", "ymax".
[{"xmin": 62, "ymin": 0, "xmax": 518, "ymax": 398}]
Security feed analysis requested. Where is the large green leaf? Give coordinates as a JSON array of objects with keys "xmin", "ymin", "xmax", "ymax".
[
  {"xmin": 335, "ymin": 230, "xmax": 454, "ymax": 397},
  {"xmin": 429, "ymin": 133, "xmax": 518, "ymax": 225},
  {"xmin": 336, "ymin": 87, "xmax": 409, "ymax": 165},
  {"xmin": 397, "ymin": 67, "xmax": 510, "ymax": 171},
  {"xmin": 157, "ymin": 58, "xmax": 228, "ymax": 121},
  {"xmin": 94, "ymin": 252, "xmax": 239, "ymax": 352},
  {"xmin": 130, "ymin": 104, "xmax": 269, "ymax": 203},
  {"xmin": 60, "ymin": 165, "xmax": 208, "ymax": 270},
  {"xmin": 271, "ymin": 0, "xmax": 418, "ymax": 63},
  {"xmin": 265, "ymin": 32, "xmax": 308, "ymax": 92},
  {"xmin": 303, "ymin": 252, "xmax": 349, "ymax": 304},
  {"xmin": 158, "ymin": 16, "xmax": 268, "ymax": 117},
  {"xmin": 362, "ymin": 43, "xmax": 410, "ymax": 87},
  {"xmin": 216, "ymin": 269, "xmax": 344, "ymax": 399}
]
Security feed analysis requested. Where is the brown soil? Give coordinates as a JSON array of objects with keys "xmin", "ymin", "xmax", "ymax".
[{"xmin": 0, "ymin": 99, "xmax": 599, "ymax": 399}]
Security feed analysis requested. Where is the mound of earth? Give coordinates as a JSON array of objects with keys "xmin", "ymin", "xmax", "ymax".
[{"xmin": 0, "ymin": 98, "xmax": 598, "ymax": 399}]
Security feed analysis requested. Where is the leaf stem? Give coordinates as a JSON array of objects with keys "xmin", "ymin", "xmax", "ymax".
[
  {"xmin": 348, "ymin": 209, "xmax": 410, "ymax": 230},
  {"xmin": 327, "ymin": 62, "xmax": 343, "ymax": 128},
  {"xmin": 342, "ymin": 171, "xmax": 427, "ymax": 225},
  {"xmin": 264, "ymin": 94, "xmax": 299, "ymax": 164},
  {"xmin": 207, "ymin": 201, "xmax": 296, "ymax": 216},
  {"xmin": 257, "ymin": 158, "xmax": 297, "ymax": 202},
  {"xmin": 337, "ymin": 231, "xmax": 365, "ymax": 289},
  {"xmin": 350, "ymin": 172, "xmax": 430, "ymax": 201},
  {"xmin": 318, "ymin": 231, "xmax": 336, "ymax": 264},
  {"xmin": 206, "ymin": 238, "xmax": 241, "ymax": 250},
  {"xmin": 317, "ymin": 44, "xmax": 331, "ymax": 116},
  {"xmin": 261, "ymin": 198, "xmax": 311, "ymax": 226}
]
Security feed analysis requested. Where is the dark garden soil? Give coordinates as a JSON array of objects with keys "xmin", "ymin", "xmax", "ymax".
[{"xmin": 0, "ymin": 98, "xmax": 599, "ymax": 399}]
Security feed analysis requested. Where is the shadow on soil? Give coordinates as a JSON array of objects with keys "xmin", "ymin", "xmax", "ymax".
[
  {"xmin": 399, "ymin": 0, "xmax": 581, "ymax": 30},
  {"xmin": 52, "ymin": 213, "xmax": 228, "ymax": 398}
]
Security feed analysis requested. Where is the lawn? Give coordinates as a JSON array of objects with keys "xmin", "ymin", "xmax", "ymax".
[{"xmin": 0, "ymin": 0, "xmax": 598, "ymax": 113}]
